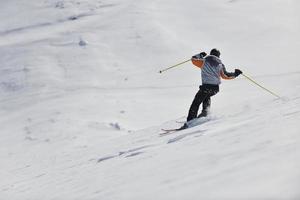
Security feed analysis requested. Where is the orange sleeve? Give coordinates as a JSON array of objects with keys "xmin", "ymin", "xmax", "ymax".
[
  {"xmin": 191, "ymin": 58, "xmax": 204, "ymax": 69},
  {"xmin": 220, "ymin": 69, "xmax": 235, "ymax": 80}
]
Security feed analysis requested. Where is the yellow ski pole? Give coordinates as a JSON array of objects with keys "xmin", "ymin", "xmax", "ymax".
[
  {"xmin": 242, "ymin": 73, "xmax": 281, "ymax": 99},
  {"xmin": 159, "ymin": 59, "xmax": 191, "ymax": 74}
]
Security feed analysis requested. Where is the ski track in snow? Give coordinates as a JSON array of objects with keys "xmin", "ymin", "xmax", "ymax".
[
  {"xmin": 0, "ymin": 13, "xmax": 93, "ymax": 36},
  {"xmin": 167, "ymin": 129, "xmax": 206, "ymax": 144},
  {"xmin": 97, "ymin": 94, "xmax": 300, "ymax": 164}
]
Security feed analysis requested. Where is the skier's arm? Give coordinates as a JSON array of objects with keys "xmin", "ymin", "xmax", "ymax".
[
  {"xmin": 191, "ymin": 52, "xmax": 206, "ymax": 69},
  {"xmin": 220, "ymin": 66, "xmax": 242, "ymax": 79}
]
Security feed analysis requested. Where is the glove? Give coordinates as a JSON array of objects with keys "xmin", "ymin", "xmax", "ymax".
[
  {"xmin": 234, "ymin": 69, "xmax": 243, "ymax": 77},
  {"xmin": 199, "ymin": 52, "xmax": 207, "ymax": 58},
  {"xmin": 192, "ymin": 52, "xmax": 207, "ymax": 59}
]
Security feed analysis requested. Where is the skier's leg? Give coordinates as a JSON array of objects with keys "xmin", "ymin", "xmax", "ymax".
[
  {"xmin": 198, "ymin": 86, "xmax": 219, "ymax": 118},
  {"xmin": 187, "ymin": 90, "xmax": 208, "ymax": 122},
  {"xmin": 198, "ymin": 97, "xmax": 211, "ymax": 118}
]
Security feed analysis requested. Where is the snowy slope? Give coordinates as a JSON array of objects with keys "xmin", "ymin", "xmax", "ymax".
[{"xmin": 1, "ymin": 0, "xmax": 300, "ymax": 199}]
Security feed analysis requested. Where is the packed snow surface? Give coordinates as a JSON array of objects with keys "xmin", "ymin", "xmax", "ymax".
[{"xmin": 1, "ymin": 0, "xmax": 300, "ymax": 199}]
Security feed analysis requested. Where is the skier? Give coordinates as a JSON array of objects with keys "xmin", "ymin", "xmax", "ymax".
[{"xmin": 182, "ymin": 48, "xmax": 242, "ymax": 129}]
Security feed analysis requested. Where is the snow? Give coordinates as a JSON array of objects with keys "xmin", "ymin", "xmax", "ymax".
[{"xmin": 0, "ymin": 0, "xmax": 300, "ymax": 199}]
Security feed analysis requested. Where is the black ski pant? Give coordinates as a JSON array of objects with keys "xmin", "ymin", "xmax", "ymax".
[{"xmin": 187, "ymin": 84, "xmax": 219, "ymax": 122}]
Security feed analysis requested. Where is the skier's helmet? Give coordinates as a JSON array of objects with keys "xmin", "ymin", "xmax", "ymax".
[{"xmin": 210, "ymin": 48, "xmax": 221, "ymax": 58}]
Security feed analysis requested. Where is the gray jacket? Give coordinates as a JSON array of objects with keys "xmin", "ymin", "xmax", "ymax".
[{"xmin": 192, "ymin": 54, "xmax": 236, "ymax": 85}]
